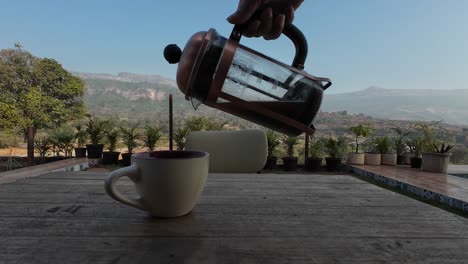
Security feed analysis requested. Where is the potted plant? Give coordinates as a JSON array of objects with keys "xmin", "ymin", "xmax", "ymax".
[
  {"xmin": 102, "ymin": 128, "xmax": 120, "ymax": 165},
  {"xmin": 422, "ymin": 143, "xmax": 453, "ymax": 173},
  {"xmin": 74, "ymin": 123, "xmax": 88, "ymax": 158},
  {"xmin": 281, "ymin": 135, "xmax": 300, "ymax": 171},
  {"xmin": 347, "ymin": 124, "xmax": 373, "ymax": 165},
  {"xmin": 410, "ymin": 121, "xmax": 440, "ymax": 169},
  {"xmin": 120, "ymin": 123, "xmax": 141, "ymax": 166},
  {"xmin": 324, "ymin": 136, "xmax": 347, "ymax": 171},
  {"xmin": 264, "ymin": 130, "xmax": 281, "ymax": 170},
  {"xmin": 376, "ymin": 136, "xmax": 397, "ymax": 166},
  {"xmin": 143, "ymin": 125, "xmax": 162, "ymax": 152},
  {"xmin": 306, "ymin": 136, "xmax": 323, "ymax": 171},
  {"xmin": 85, "ymin": 118, "xmax": 107, "ymax": 159},
  {"xmin": 364, "ymin": 138, "xmax": 381, "ymax": 166},
  {"xmin": 407, "ymin": 137, "xmax": 423, "ymax": 168},
  {"xmin": 392, "ymin": 127, "xmax": 410, "ymax": 165},
  {"xmin": 173, "ymin": 125, "xmax": 190, "ymax": 150}
]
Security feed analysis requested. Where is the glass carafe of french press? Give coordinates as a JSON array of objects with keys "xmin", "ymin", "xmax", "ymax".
[{"xmin": 164, "ymin": 23, "xmax": 331, "ymax": 136}]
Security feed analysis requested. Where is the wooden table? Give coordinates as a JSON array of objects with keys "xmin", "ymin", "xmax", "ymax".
[{"xmin": 1, "ymin": 171, "xmax": 468, "ymax": 263}]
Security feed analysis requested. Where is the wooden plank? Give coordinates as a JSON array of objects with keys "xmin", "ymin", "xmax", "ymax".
[
  {"xmin": 0, "ymin": 180, "xmax": 389, "ymax": 193},
  {"xmin": 1, "ymin": 171, "xmax": 468, "ymax": 263},
  {"xmin": 0, "ymin": 213, "xmax": 466, "ymax": 239},
  {"xmin": 0, "ymin": 192, "xmax": 427, "ymax": 207},
  {"xmin": 1, "ymin": 237, "xmax": 467, "ymax": 264},
  {"xmin": 14, "ymin": 172, "xmax": 368, "ymax": 184},
  {"xmin": 0, "ymin": 202, "xmax": 461, "ymax": 221}
]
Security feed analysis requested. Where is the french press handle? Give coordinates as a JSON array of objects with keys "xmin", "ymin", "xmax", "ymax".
[{"xmin": 230, "ymin": 23, "xmax": 308, "ymax": 70}]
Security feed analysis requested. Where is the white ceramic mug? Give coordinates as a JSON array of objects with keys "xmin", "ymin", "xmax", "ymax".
[{"xmin": 105, "ymin": 150, "xmax": 209, "ymax": 217}]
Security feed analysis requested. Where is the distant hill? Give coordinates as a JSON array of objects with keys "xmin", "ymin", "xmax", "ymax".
[
  {"xmin": 321, "ymin": 86, "xmax": 468, "ymax": 125},
  {"xmin": 74, "ymin": 72, "xmax": 468, "ymax": 130},
  {"xmin": 75, "ymin": 72, "xmax": 250, "ymax": 128}
]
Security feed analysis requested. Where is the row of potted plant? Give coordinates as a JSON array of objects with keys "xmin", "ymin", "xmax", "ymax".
[
  {"xmin": 346, "ymin": 122, "xmax": 454, "ymax": 173},
  {"xmin": 69, "ymin": 117, "xmax": 163, "ymax": 166},
  {"xmin": 263, "ymin": 120, "xmax": 456, "ymax": 173},
  {"xmin": 264, "ymin": 130, "xmax": 349, "ymax": 172}
]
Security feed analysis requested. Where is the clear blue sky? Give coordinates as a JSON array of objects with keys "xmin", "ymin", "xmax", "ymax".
[{"xmin": 1, "ymin": 0, "xmax": 467, "ymax": 93}]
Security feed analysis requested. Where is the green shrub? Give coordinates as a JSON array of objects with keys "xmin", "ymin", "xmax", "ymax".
[
  {"xmin": 50, "ymin": 126, "xmax": 75, "ymax": 157},
  {"xmin": 34, "ymin": 136, "xmax": 52, "ymax": 158}
]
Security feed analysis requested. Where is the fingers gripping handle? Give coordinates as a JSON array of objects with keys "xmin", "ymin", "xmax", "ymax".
[{"xmin": 105, "ymin": 165, "xmax": 145, "ymax": 210}]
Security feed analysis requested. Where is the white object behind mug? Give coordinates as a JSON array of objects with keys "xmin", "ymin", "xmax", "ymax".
[
  {"xmin": 105, "ymin": 151, "xmax": 209, "ymax": 218},
  {"xmin": 185, "ymin": 129, "xmax": 267, "ymax": 173}
]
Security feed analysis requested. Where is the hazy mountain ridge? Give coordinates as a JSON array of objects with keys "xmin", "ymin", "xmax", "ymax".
[
  {"xmin": 75, "ymin": 72, "xmax": 468, "ymax": 127},
  {"xmin": 321, "ymin": 86, "xmax": 468, "ymax": 125}
]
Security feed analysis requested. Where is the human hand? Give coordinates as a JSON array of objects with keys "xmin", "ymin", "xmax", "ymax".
[{"xmin": 227, "ymin": 0, "xmax": 304, "ymax": 40}]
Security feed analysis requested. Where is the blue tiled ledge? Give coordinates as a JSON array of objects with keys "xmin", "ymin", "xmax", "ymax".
[
  {"xmin": 51, "ymin": 159, "xmax": 100, "ymax": 173},
  {"xmin": 350, "ymin": 166, "xmax": 468, "ymax": 213}
]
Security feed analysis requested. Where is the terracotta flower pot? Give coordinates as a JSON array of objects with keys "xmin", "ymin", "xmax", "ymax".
[
  {"xmin": 364, "ymin": 153, "xmax": 381, "ymax": 166},
  {"xmin": 347, "ymin": 153, "xmax": 364, "ymax": 165},
  {"xmin": 381, "ymin": 153, "xmax": 397, "ymax": 166},
  {"xmin": 421, "ymin": 152, "xmax": 452, "ymax": 173}
]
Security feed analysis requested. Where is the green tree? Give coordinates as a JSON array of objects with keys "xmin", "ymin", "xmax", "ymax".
[
  {"xmin": 349, "ymin": 123, "xmax": 374, "ymax": 153},
  {"xmin": 0, "ymin": 45, "xmax": 86, "ymax": 163}
]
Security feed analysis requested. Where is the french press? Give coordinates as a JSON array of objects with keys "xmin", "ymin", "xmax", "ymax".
[{"xmin": 164, "ymin": 23, "xmax": 331, "ymax": 136}]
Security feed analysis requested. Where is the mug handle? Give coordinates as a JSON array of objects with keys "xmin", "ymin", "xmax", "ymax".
[{"xmin": 104, "ymin": 165, "xmax": 145, "ymax": 210}]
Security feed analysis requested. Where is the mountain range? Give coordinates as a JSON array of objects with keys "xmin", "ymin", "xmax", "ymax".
[{"xmin": 75, "ymin": 72, "xmax": 468, "ymax": 126}]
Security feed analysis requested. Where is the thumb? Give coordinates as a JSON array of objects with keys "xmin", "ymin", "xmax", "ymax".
[{"xmin": 227, "ymin": 0, "xmax": 262, "ymax": 24}]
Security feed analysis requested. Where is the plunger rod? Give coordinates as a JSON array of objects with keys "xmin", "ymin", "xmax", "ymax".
[
  {"xmin": 169, "ymin": 94, "xmax": 173, "ymax": 151},
  {"xmin": 304, "ymin": 132, "xmax": 309, "ymax": 167}
]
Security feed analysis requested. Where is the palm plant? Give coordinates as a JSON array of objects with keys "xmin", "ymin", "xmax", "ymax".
[
  {"xmin": 120, "ymin": 123, "xmax": 141, "ymax": 154},
  {"xmin": 391, "ymin": 127, "xmax": 410, "ymax": 156},
  {"xmin": 143, "ymin": 125, "xmax": 162, "ymax": 151},
  {"xmin": 105, "ymin": 128, "xmax": 120, "ymax": 153},
  {"xmin": 407, "ymin": 137, "xmax": 423, "ymax": 158},
  {"xmin": 309, "ymin": 137, "xmax": 323, "ymax": 158},
  {"xmin": 173, "ymin": 125, "xmax": 190, "ymax": 151},
  {"xmin": 374, "ymin": 136, "xmax": 392, "ymax": 154},
  {"xmin": 266, "ymin": 130, "xmax": 281, "ymax": 158},
  {"xmin": 74, "ymin": 122, "xmax": 88, "ymax": 147},
  {"xmin": 86, "ymin": 118, "xmax": 107, "ymax": 145},
  {"xmin": 282, "ymin": 135, "xmax": 299, "ymax": 158},
  {"xmin": 324, "ymin": 136, "xmax": 347, "ymax": 159},
  {"xmin": 34, "ymin": 136, "xmax": 52, "ymax": 158},
  {"xmin": 281, "ymin": 135, "xmax": 300, "ymax": 171},
  {"xmin": 51, "ymin": 126, "xmax": 75, "ymax": 157}
]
